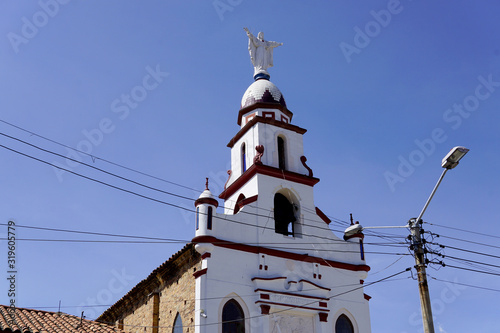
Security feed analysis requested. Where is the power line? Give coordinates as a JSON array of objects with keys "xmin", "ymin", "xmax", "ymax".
[
  {"xmin": 0, "ymin": 126, "xmax": 413, "ymax": 254},
  {"xmin": 0, "ymin": 223, "xmax": 188, "ymax": 242},
  {"xmin": 443, "ymin": 263, "xmax": 500, "ymax": 277},
  {"xmin": 0, "ymin": 143, "xmax": 194, "ymax": 211},
  {"xmin": 0, "ymin": 118, "xmax": 200, "ymax": 192},
  {"xmin": 0, "ymin": 118, "xmax": 466, "ymax": 249},
  {"xmin": 0, "ymin": 122, "xmax": 408, "ymax": 242},
  {"xmin": 429, "ymin": 276, "xmax": 500, "ymax": 293},
  {"xmin": 448, "ymin": 257, "xmax": 500, "ymax": 276},
  {"xmin": 430, "ymin": 251, "xmax": 500, "ymax": 270},
  {"xmin": 424, "ymin": 221, "xmax": 500, "ymax": 240},
  {"xmin": 0, "ymin": 127, "xmax": 410, "ymax": 245},
  {"xmin": 0, "ymin": 144, "xmax": 296, "ymax": 238},
  {"xmin": 27, "ymin": 276, "xmax": 412, "ymax": 313},
  {"xmin": 1, "ymin": 142, "xmax": 381, "ymax": 245},
  {"xmin": 0, "ymin": 122, "xmax": 351, "ymax": 230},
  {"xmin": 369, "ymin": 255, "xmax": 407, "ymax": 276},
  {"xmin": 93, "ymin": 268, "xmax": 411, "ymax": 326},
  {"xmin": 0, "ymin": 237, "xmax": 408, "ymax": 256},
  {"xmin": 429, "ymin": 242, "xmax": 500, "ymax": 260},
  {"xmin": 432, "ymin": 233, "xmax": 500, "ymax": 250},
  {"xmin": 0, "ymin": 222, "xmax": 407, "ymax": 254},
  {"xmin": 0, "ymin": 131, "xmax": 196, "ymax": 202}
]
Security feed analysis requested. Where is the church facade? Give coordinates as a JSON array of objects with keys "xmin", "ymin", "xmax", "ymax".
[{"xmin": 99, "ymin": 31, "xmax": 371, "ymax": 333}]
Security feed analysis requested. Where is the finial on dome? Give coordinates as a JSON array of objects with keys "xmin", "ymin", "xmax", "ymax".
[
  {"xmin": 244, "ymin": 28, "xmax": 283, "ymax": 81},
  {"xmin": 205, "ymin": 177, "xmax": 209, "ymax": 191}
]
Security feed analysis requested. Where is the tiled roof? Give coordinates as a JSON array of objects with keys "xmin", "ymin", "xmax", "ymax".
[{"xmin": 0, "ymin": 305, "xmax": 126, "ymax": 333}]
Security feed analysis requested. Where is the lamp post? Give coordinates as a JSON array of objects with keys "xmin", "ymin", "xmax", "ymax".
[
  {"xmin": 410, "ymin": 146, "xmax": 468, "ymax": 333},
  {"xmin": 344, "ymin": 146, "xmax": 469, "ymax": 333}
]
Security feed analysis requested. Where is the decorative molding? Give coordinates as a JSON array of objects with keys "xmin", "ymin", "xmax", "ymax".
[
  {"xmin": 192, "ymin": 236, "xmax": 370, "ymax": 272},
  {"xmin": 219, "ymin": 163, "xmax": 320, "ymax": 200},
  {"xmin": 255, "ymin": 300, "xmax": 330, "ymax": 313},
  {"xmin": 194, "ymin": 197, "xmax": 219, "ymax": 208},
  {"xmin": 252, "ymin": 276, "xmax": 287, "ymax": 282},
  {"xmin": 254, "ymin": 288, "xmax": 329, "ymax": 301},
  {"xmin": 300, "ymin": 156, "xmax": 313, "ymax": 177},
  {"xmin": 244, "ymin": 112, "xmax": 256, "ymax": 124},
  {"xmin": 237, "ymin": 195, "xmax": 258, "ymax": 211},
  {"xmin": 238, "ymin": 102, "xmax": 294, "ymax": 126},
  {"xmin": 228, "ymin": 115, "xmax": 307, "ymax": 148},
  {"xmin": 254, "ymin": 145, "xmax": 264, "ymax": 165},
  {"xmin": 262, "ymin": 111, "xmax": 275, "ymax": 119},
  {"xmin": 364, "ymin": 293, "xmax": 372, "ymax": 301},
  {"xmin": 201, "ymin": 253, "xmax": 211, "ymax": 260},
  {"xmin": 298, "ymin": 280, "xmax": 331, "ymax": 292},
  {"xmin": 315, "ymin": 207, "xmax": 331, "ymax": 225},
  {"xmin": 260, "ymin": 304, "xmax": 271, "ymax": 315},
  {"xmin": 224, "ymin": 170, "xmax": 232, "ymax": 190},
  {"xmin": 233, "ymin": 193, "xmax": 246, "ymax": 214},
  {"xmin": 319, "ymin": 312, "xmax": 328, "ymax": 322},
  {"xmin": 193, "ymin": 268, "xmax": 208, "ymax": 279}
]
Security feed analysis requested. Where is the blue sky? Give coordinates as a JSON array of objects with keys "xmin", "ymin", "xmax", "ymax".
[{"xmin": 1, "ymin": 1, "xmax": 499, "ymax": 332}]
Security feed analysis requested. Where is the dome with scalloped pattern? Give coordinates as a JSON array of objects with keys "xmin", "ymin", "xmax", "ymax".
[{"xmin": 240, "ymin": 79, "xmax": 286, "ymax": 109}]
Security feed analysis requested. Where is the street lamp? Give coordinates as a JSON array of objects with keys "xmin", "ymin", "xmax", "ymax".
[
  {"xmin": 416, "ymin": 146, "xmax": 469, "ymax": 226},
  {"xmin": 345, "ymin": 146, "xmax": 469, "ymax": 333},
  {"xmin": 410, "ymin": 146, "xmax": 468, "ymax": 333},
  {"xmin": 441, "ymin": 146, "xmax": 469, "ymax": 169}
]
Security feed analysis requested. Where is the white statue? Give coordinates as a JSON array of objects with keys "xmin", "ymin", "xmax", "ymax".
[{"xmin": 244, "ymin": 28, "xmax": 283, "ymax": 79}]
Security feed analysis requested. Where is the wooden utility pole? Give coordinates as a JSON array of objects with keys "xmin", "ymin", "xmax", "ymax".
[{"xmin": 410, "ymin": 218, "xmax": 434, "ymax": 333}]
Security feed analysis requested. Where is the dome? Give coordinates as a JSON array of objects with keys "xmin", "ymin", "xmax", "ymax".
[
  {"xmin": 241, "ymin": 79, "xmax": 286, "ymax": 109},
  {"xmin": 198, "ymin": 189, "xmax": 215, "ymax": 200},
  {"xmin": 195, "ymin": 180, "xmax": 219, "ymax": 208}
]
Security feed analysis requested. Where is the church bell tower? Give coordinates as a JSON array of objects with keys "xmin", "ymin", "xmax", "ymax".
[{"xmin": 192, "ymin": 29, "xmax": 371, "ymax": 333}]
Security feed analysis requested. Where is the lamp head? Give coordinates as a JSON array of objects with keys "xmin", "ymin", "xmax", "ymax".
[
  {"xmin": 344, "ymin": 223, "xmax": 363, "ymax": 238},
  {"xmin": 441, "ymin": 146, "xmax": 469, "ymax": 169}
]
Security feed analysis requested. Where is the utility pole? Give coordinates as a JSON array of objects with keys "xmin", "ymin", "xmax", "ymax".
[
  {"xmin": 408, "ymin": 146, "xmax": 469, "ymax": 333},
  {"xmin": 410, "ymin": 218, "xmax": 434, "ymax": 333},
  {"xmin": 344, "ymin": 147, "xmax": 469, "ymax": 333}
]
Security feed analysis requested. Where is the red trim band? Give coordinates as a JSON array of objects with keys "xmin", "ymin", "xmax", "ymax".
[
  {"xmin": 237, "ymin": 195, "xmax": 258, "ymax": 210},
  {"xmin": 193, "ymin": 268, "xmax": 208, "ymax": 279},
  {"xmin": 192, "ymin": 236, "xmax": 370, "ymax": 272},
  {"xmin": 229, "ymin": 116, "xmax": 306, "ymax": 148},
  {"xmin": 255, "ymin": 300, "xmax": 330, "ymax": 313},
  {"xmin": 195, "ymin": 197, "xmax": 219, "ymax": 208},
  {"xmin": 298, "ymin": 279, "xmax": 331, "ymax": 292},
  {"xmin": 238, "ymin": 103, "xmax": 294, "ymax": 126},
  {"xmin": 255, "ymin": 288, "xmax": 329, "ymax": 301},
  {"xmin": 219, "ymin": 164, "xmax": 319, "ymax": 199},
  {"xmin": 315, "ymin": 207, "xmax": 331, "ymax": 225}
]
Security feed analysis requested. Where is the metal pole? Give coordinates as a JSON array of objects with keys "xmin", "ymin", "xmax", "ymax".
[
  {"xmin": 415, "ymin": 168, "xmax": 448, "ymax": 224},
  {"xmin": 411, "ymin": 167, "xmax": 448, "ymax": 333}
]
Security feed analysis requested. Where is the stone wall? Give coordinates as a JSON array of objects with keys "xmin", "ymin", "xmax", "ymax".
[
  {"xmin": 98, "ymin": 244, "xmax": 201, "ymax": 333},
  {"xmin": 157, "ymin": 261, "xmax": 200, "ymax": 333},
  {"xmin": 121, "ymin": 298, "xmax": 153, "ymax": 332}
]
